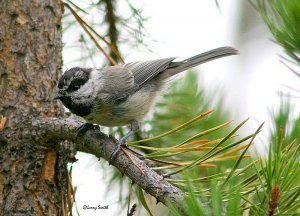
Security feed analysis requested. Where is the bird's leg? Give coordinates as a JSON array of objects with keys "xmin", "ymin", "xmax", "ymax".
[
  {"xmin": 109, "ymin": 120, "xmax": 139, "ymax": 164},
  {"xmin": 75, "ymin": 122, "xmax": 100, "ymax": 137}
]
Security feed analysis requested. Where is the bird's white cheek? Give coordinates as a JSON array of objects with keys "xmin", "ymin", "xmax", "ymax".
[
  {"xmin": 80, "ymin": 85, "xmax": 93, "ymax": 97},
  {"xmin": 72, "ymin": 85, "xmax": 96, "ymax": 104}
]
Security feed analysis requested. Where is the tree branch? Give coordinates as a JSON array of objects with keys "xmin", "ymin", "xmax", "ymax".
[
  {"xmin": 99, "ymin": 0, "xmax": 120, "ymax": 64},
  {"xmin": 27, "ymin": 117, "xmax": 185, "ymax": 211}
]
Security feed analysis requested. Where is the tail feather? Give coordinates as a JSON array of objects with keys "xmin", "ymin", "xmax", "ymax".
[{"xmin": 164, "ymin": 47, "xmax": 238, "ymax": 78}]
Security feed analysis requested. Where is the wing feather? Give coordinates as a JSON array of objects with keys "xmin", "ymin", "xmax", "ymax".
[
  {"xmin": 96, "ymin": 65, "xmax": 137, "ymax": 103},
  {"xmin": 124, "ymin": 57, "xmax": 176, "ymax": 86},
  {"xmin": 96, "ymin": 58, "xmax": 175, "ymax": 104}
]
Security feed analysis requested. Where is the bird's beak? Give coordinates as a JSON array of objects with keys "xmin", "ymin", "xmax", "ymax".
[
  {"xmin": 53, "ymin": 90, "xmax": 66, "ymax": 100},
  {"xmin": 53, "ymin": 94, "xmax": 63, "ymax": 100}
]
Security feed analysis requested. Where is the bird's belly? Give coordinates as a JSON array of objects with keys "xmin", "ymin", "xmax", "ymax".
[
  {"xmin": 84, "ymin": 108, "xmax": 128, "ymax": 127},
  {"xmin": 117, "ymin": 88, "xmax": 157, "ymax": 121},
  {"xmin": 84, "ymin": 88, "xmax": 157, "ymax": 127}
]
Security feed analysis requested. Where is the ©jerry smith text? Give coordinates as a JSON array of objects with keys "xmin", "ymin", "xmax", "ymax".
[{"xmin": 82, "ymin": 205, "xmax": 109, "ymax": 210}]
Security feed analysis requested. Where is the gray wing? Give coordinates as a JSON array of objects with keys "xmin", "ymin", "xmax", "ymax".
[
  {"xmin": 97, "ymin": 58, "xmax": 175, "ymax": 104},
  {"xmin": 96, "ymin": 65, "xmax": 137, "ymax": 103},
  {"xmin": 124, "ymin": 57, "xmax": 176, "ymax": 86}
]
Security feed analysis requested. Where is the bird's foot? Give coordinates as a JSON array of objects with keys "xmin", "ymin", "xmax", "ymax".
[
  {"xmin": 75, "ymin": 123, "xmax": 100, "ymax": 137},
  {"xmin": 109, "ymin": 138, "xmax": 127, "ymax": 165}
]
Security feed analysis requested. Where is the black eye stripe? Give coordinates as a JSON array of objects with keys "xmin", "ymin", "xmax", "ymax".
[
  {"xmin": 72, "ymin": 78, "xmax": 86, "ymax": 86},
  {"xmin": 66, "ymin": 78, "xmax": 86, "ymax": 91}
]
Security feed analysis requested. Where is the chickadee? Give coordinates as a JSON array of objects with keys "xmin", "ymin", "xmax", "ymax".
[{"xmin": 53, "ymin": 47, "xmax": 238, "ymax": 163}]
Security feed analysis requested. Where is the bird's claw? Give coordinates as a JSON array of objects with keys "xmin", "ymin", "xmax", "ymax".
[
  {"xmin": 109, "ymin": 138, "xmax": 126, "ymax": 165},
  {"xmin": 75, "ymin": 123, "xmax": 100, "ymax": 137}
]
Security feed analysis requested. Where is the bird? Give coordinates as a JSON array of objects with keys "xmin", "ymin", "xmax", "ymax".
[{"xmin": 53, "ymin": 47, "xmax": 238, "ymax": 164}]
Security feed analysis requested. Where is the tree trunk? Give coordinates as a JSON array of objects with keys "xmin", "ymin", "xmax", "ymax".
[{"xmin": 0, "ymin": 0, "xmax": 65, "ymax": 215}]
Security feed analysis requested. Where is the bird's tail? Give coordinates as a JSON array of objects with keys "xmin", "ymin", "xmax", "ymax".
[{"xmin": 162, "ymin": 47, "xmax": 238, "ymax": 78}]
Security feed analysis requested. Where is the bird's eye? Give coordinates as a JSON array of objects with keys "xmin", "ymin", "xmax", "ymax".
[
  {"xmin": 68, "ymin": 85, "xmax": 80, "ymax": 91},
  {"xmin": 67, "ymin": 78, "xmax": 86, "ymax": 92}
]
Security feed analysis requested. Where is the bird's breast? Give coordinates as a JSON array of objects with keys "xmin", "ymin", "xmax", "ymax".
[
  {"xmin": 84, "ymin": 87, "xmax": 158, "ymax": 127},
  {"xmin": 84, "ymin": 104, "xmax": 124, "ymax": 127}
]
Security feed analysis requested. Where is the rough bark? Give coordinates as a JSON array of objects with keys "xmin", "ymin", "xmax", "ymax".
[{"xmin": 0, "ymin": 0, "xmax": 65, "ymax": 215}]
